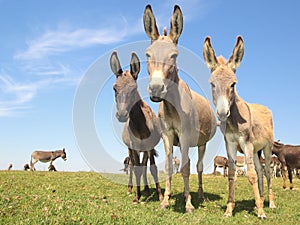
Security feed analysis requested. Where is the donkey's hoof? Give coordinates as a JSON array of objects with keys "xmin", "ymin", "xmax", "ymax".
[
  {"xmin": 160, "ymin": 203, "xmax": 169, "ymax": 209},
  {"xmin": 269, "ymin": 202, "xmax": 276, "ymax": 209},
  {"xmin": 158, "ymin": 195, "xmax": 164, "ymax": 202},
  {"xmin": 224, "ymin": 212, "xmax": 232, "ymax": 217},
  {"xmin": 186, "ymin": 207, "xmax": 195, "ymax": 214},
  {"xmin": 258, "ymin": 214, "xmax": 267, "ymax": 220},
  {"xmin": 132, "ymin": 197, "xmax": 139, "ymax": 204}
]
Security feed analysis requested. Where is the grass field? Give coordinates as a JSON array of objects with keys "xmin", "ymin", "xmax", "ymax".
[{"xmin": 1, "ymin": 171, "xmax": 299, "ymax": 224}]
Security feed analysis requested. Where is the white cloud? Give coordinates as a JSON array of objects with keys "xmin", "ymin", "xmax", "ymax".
[
  {"xmin": 14, "ymin": 26, "xmax": 127, "ymax": 61},
  {"xmin": 0, "ymin": 71, "xmax": 81, "ymax": 117}
]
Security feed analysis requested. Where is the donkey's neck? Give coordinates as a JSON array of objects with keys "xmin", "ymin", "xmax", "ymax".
[
  {"xmin": 163, "ymin": 77, "xmax": 191, "ymax": 114},
  {"xmin": 52, "ymin": 151, "xmax": 62, "ymax": 160},
  {"xmin": 128, "ymin": 94, "xmax": 151, "ymax": 138},
  {"xmin": 226, "ymin": 94, "xmax": 249, "ymax": 129}
]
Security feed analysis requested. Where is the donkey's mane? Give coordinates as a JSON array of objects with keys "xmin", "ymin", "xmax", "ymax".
[{"xmin": 217, "ymin": 56, "xmax": 227, "ymax": 65}]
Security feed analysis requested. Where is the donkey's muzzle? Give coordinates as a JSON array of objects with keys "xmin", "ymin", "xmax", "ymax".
[
  {"xmin": 116, "ymin": 111, "xmax": 129, "ymax": 122},
  {"xmin": 148, "ymin": 83, "xmax": 167, "ymax": 102}
]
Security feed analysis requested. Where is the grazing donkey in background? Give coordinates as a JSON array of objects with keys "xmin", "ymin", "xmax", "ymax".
[
  {"xmin": 144, "ymin": 5, "xmax": 216, "ymax": 213},
  {"xmin": 110, "ymin": 51, "xmax": 163, "ymax": 203},
  {"xmin": 122, "ymin": 156, "xmax": 131, "ymax": 175},
  {"xmin": 30, "ymin": 148, "xmax": 67, "ymax": 171},
  {"xmin": 272, "ymin": 141, "xmax": 300, "ymax": 189},
  {"xmin": 236, "ymin": 155, "xmax": 247, "ymax": 176},
  {"xmin": 7, "ymin": 163, "xmax": 13, "ymax": 170},
  {"xmin": 24, "ymin": 163, "xmax": 30, "ymax": 171},
  {"xmin": 203, "ymin": 36, "xmax": 276, "ymax": 219},
  {"xmin": 48, "ymin": 164, "xmax": 57, "ymax": 172},
  {"xmin": 270, "ymin": 155, "xmax": 282, "ymax": 179},
  {"xmin": 173, "ymin": 157, "xmax": 180, "ymax": 174},
  {"xmin": 213, "ymin": 156, "xmax": 228, "ymax": 177}
]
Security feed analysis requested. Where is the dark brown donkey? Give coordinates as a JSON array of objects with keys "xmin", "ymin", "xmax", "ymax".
[
  {"xmin": 273, "ymin": 141, "xmax": 300, "ymax": 189},
  {"xmin": 203, "ymin": 36, "xmax": 276, "ymax": 219},
  {"xmin": 110, "ymin": 51, "xmax": 163, "ymax": 203},
  {"xmin": 144, "ymin": 5, "xmax": 216, "ymax": 213},
  {"xmin": 213, "ymin": 156, "xmax": 228, "ymax": 177}
]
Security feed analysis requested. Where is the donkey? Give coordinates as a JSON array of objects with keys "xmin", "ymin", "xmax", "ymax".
[
  {"xmin": 236, "ymin": 155, "xmax": 247, "ymax": 176},
  {"xmin": 30, "ymin": 148, "xmax": 66, "ymax": 171},
  {"xmin": 270, "ymin": 155, "xmax": 282, "ymax": 179},
  {"xmin": 213, "ymin": 156, "xmax": 228, "ymax": 177},
  {"xmin": 272, "ymin": 141, "xmax": 300, "ymax": 189},
  {"xmin": 7, "ymin": 163, "xmax": 13, "ymax": 170},
  {"xmin": 24, "ymin": 163, "xmax": 30, "ymax": 171},
  {"xmin": 122, "ymin": 156, "xmax": 131, "ymax": 175},
  {"xmin": 203, "ymin": 36, "xmax": 276, "ymax": 218},
  {"xmin": 110, "ymin": 51, "xmax": 163, "ymax": 203},
  {"xmin": 173, "ymin": 157, "xmax": 180, "ymax": 174},
  {"xmin": 144, "ymin": 5, "xmax": 217, "ymax": 213},
  {"xmin": 48, "ymin": 164, "xmax": 57, "ymax": 172}
]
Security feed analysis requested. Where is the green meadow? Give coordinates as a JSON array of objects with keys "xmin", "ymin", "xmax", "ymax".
[{"xmin": 1, "ymin": 171, "xmax": 299, "ymax": 224}]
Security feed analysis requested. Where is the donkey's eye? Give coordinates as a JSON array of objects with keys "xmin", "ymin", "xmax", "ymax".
[
  {"xmin": 211, "ymin": 83, "xmax": 215, "ymax": 88},
  {"xmin": 146, "ymin": 53, "xmax": 151, "ymax": 58},
  {"xmin": 230, "ymin": 82, "xmax": 236, "ymax": 88}
]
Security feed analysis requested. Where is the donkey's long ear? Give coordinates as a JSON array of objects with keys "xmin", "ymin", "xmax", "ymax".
[
  {"xmin": 228, "ymin": 36, "xmax": 244, "ymax": 72},
  {"xmin": 169, "ymin": 5, "xmax": 183, "ymax": 44},
  {"xmin": 110, "ymin": 51, "xmax": 123, "ymax": 76},
  {"xmin": 130, "ymin": 52, "xmax": 140, "ymax": 80},
  {"xmin": 143, "ymin": 5, "xmax": 159, "ymax": 42},
  {"xmin": 203, "ymin": 36, "xmax": 218, "ymax": 72}
]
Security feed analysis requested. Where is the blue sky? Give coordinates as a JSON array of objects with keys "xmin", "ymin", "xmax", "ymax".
[{"xmin": 1, "ymin": 0, "xmax": 300, "ymax": 174}]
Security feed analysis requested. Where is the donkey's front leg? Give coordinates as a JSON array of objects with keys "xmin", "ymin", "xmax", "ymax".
[
  {"xmin": 224, "ymin": 141, "xmax": 237, "ymax": 217},
  {"xmin": 181, "ymin": 144, "xmax": 194, "ymax": 213},
  {"xmin": 160, "ymin": 132, "xmax": 174, "ymax": 209}
]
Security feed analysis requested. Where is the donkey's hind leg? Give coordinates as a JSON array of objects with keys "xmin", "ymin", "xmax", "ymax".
[
  {"xmin": 141, "ymin": 151, "xmax": 150, "ymax": 196},
  {"xmin": 150, "ymin": 149, "xmax": 163, "ymax": 201},
  {"xmin": 30, "ymin": 159, "xmax": 38, "ymax": 171},
  {"xmin": 263, "ymin": 145, "xmax": 276, "ymax": 208},
  {"xmin": 131, "ymin": 149, "xmax": 142, "ymax": 204}
]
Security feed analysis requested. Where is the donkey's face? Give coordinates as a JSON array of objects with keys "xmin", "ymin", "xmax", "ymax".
[
  {"xmin": 143, "ymin": 5, "xmax": 183, "ymax": 102},
  {"xmin": 203, "ymin": 36, "xmax": 244, "ymax": 122},
  {"xmin": 110, "ymin": 51, "xmax": 140, "ymax": 122},
  {"xmin": 61, "ymin": 148, "xmax": 67, "ymax": 160}
]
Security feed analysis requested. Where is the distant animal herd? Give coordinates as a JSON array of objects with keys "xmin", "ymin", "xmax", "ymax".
[{"xmin": 5, "ymin": 4, "xmax": 300, "ymax": 220}]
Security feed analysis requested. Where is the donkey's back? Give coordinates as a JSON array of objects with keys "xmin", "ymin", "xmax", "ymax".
[
  {"xmin": 248, "ymin": 103, "xmax": 274, "ymax": 150},
  {"xmin": 31, "ymin": 151, "xmax": 53, "ymax": 162}
]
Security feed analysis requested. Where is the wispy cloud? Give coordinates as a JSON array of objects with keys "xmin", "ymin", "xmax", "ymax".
[
  {"xmin": 15, "ymin": 26, "xmax": 127, "ymax": 61},
  {"xmin": 4, "ymin": 23, "xmax": 131, "ymax": 117},
  {"xmin": 0, "ymin": 69, "xmax": 80, "ymax": 117},
  {"xmin": 0, "ymin": 73, "xmax": 37, "ymax": 116}
]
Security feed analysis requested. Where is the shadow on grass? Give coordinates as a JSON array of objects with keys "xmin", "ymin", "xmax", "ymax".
[
  {"xmin": 171, "ymin": 191, "xmax": 222, "ymax": 213},
  {"xmin": 142, "ymin": 188, "xmax": 166, "ymax": 203},
  {"xmin": 220, "ymin": 199, "xmax": 257, "ymax": 216}
]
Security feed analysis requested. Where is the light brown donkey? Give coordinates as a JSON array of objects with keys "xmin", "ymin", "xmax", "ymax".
[
  {"xmin": 110, "ymin": 51, "xmax": 163, "ymax": 203},
  {"xmin": 203, "ymin": 36, "xmax": 276, "ymax": 218},
  {"xmin": 144, "ymin": 5, "xmax": 216, "ymax": 213}
]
